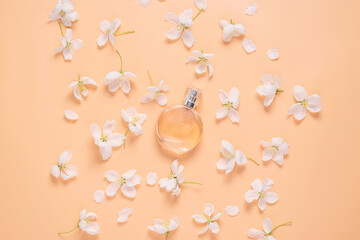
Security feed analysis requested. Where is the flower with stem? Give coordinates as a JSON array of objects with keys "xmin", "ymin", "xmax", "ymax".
[
  {"xmin": 97, "ymin": 18, "xmax": 135, "ymax": 46},
  {"xmin": 68, "ymin": 74, "xmax": 97, "ymax": 101},
  {"xmin": 186, "ymin": 50, "xmax": 214, "ymax": 77},
  {"xmin": 58, "ymin": 208, "xmax": 100, "ymax": 235},
  {"xmin": 192, "ymin": 203, "xmax": 221, "ymax": 234},
  {"xmin": 105, "ymin": 50, "xmax": 137, "ymax": 94},
  {"xmin": 55, "ymin": 23, "xmax": 82, "ymax": 60},
  {"xmin": 141, "ymin": 70, "xmax": 169, "ymax": 106},
  {"xmin": 194, "ymin": 0, "xmax": 207, "ymax": 11},
  {"xmin": 159, "ymin": 160, "xmax": 202, "ymax": 196},
  {"xmin": 248, "ymin": 217, "xmax": 292, "ymax": 240},
  {"xmin": 148, "ymin": 215, "xmax": 179, "ymax": 240},
  {"xmin": 121, "ymin": 106, "xmax": 147, "ymax": 136},
  {"xmin": 261, "ymin": 137, "xmax": 289, "ymax": 165},
  {"xmin": 217, "ymin": 140, "xmax": 259, "ymax": 174},
  {"xmin": 49, "ymin": 0, "xmax": 78, "ymax": 27},
  {"xmin": 256, "ymin": 74, "xmax": 283, "ymax": 107}
]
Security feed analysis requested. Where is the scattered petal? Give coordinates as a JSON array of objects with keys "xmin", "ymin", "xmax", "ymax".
[
  {"xmin": 146, "ymin": 172, "xmax": 157, "ymax": 186},
  {"xmin": 64, "ymin": 109, "xmax": 78, "ymax": 120},
  {"xmin": 93, "ymin": 190, "xmax": 105, "ymax": 203},
  {"xmin": 245, "ymin": 3, "xmax": 258, "ymax": 16},
  {"xmin": 267, "ymin": 49, "xmax": 279, "ymax": 60},
  {"xmin": 225, "ymin": 205, "xmax": 239, "ymax": 216},
  {"xmin": 117, "ymin": 207, "xmax": 132, "ymax": 223},
  {"xmin": 243, "ymin": 38, "xmax": 256, "ymax": 53}
]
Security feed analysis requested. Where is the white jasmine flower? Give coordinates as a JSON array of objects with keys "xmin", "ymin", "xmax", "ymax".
[
  {"xmin": 267, "ymin": 49, "xmax": 279, "ymax": 60},
  {"xmin": 194, "ymin": 0, "xmax": 207, "ymax": 10},
  {"xmin": 117, "ymin": 207, "xmax": 132, "ymax": 223},
  {"xmin": 243, "ymin": 38, "xmax": 256, "ymax": 53},
  {"xmin": 121, "ymin": 107, "xmax": 147, "ymax": 135},
  {"xmin": 159, "ymin": 160, "xmax": 201, "ymax": 196},
  {"xmin": 142, "ymin": 71, "xmax": 169, "ymax": 106},
  {"xmin": 105, "ymin": 50, "xmax": 137, "ymax": 94},
  {"xmin": 165, "ymin": 9, "xmax": 195, "ymax": 48},
  {"xmin": 217, "ymin": 140, "xmax": 259, "ymax": 174},
  {"xmin": 93, "ymin": 190, "xmax": 105, "ymax": 203},
  {"xmin": 58, "ymin": 208, "xmax": 100, "ymax": 235},
  {"xmin": 51, "ymin": 149, "xmax": 78, "ymax": 180},
  {"xmin": 64, "ymin": 109, "xmax": 78, "ymax": 120},
  {"xmin": 245, "ymin": 178, "xmax": 279, "ymax": 211},
  {"xmin": 288, "ymin": 85, "xmax": 322, "ymax": 120},
  {"xmin": 256, "ymin": 74, "xmax": 283, "ymax": 107},
  {"xmin": 216, "ymin": 87, "xmax": 240, "ymax": 123},
  {"xmin": 148, "ymin": 215, "xmax": 179, "ymax": 239},
  {"xmin": 55, "ymin": 28, "xmax": 82, "ymax": 60},
  {"xmin": 139, "ymin": 0, "xmax": 152, "ymax": 7},
  {"xmin": 90, "ymin": 120, "xmax": 125, "ymax": 160},
  {"xmin": 225, "ymin": 205, "xmax": 239, "ymax": 216},
  {"xmin": 261, "ymin": 137, "xmax": 289, "ymax": 165},
  {"xmin": 146, "ymin": 172, "xmax": 157, "ymax": 186},
  {"xmin": 192, "ymin": 203, "xmax": 222, "ymax": 234},
  {"xmin": 186, "ymin": 50, "xmax": 214, "ymax": 77},
  {"xmin": 245, "ymin": 3, "xmax": 258, "ymax": 16},
  {"xmin": 248, "ymin": 217, "xmax": 292, "ymax": 240},
  {"xmin": 104, "ymin": 169, "xmax": 141, "ymax": 198},
  {"xmin": 49, "ymin": 0, "xmax": 78, "ymax": 27},
  {"xmin": 68, "ymin": 75, "xmax": 97, "ymax": 101},
  {"xmin": 219, "ymin": 19, "xmax": 245, "ymax": 42}
]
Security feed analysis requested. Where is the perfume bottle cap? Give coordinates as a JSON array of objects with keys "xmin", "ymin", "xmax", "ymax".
[{"xmin": 184, "ymin": 86, "xmax": 201, "ymax": 108}]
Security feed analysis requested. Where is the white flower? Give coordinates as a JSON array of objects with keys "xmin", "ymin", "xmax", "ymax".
[
  {"xmin": 225, "ymin": 205, "xmax": 239, "ymax": 216},
  {"xmin": 79, "ymin": 209, "xmax": 100, "ymax": 235},
  {"xmin": 64, "ymin": 109, "xmax": 78, "ymax": 120},
  {"xmin": 267, "ymin": 49, "xmax": 279, "ymax": 60},
  {"xmin": 68, "ymin": 75, "xmax": 97, "ymax": 101},
  {"xmin": 105, "ymin": 50, "xmax": 137, "ymax": 94},
  {"xmin": 55, "ymin": 28, "xmax": 82, "ymax": 60},
  {"xmin": 288, "ymin": 85, "xmax": 322, "ymax": 120},
  {"xmin": 216, "ymin": 87, "xmax": 240, "ymax": 123},
  {"xmin": 104, "ymin": 169, "xmax": 141, "ymax": 198},
  {"xmin": 186, "ymin": 50, "xmax": 214, "ymax": 77},
  {"xmin": 245, "ymin": 178, "xmax": 279, "ymax": 211},
  {"xmin": 49, "ymin": 0, "xmax": 78, "ymax": 27},
  {"xmin": 219, "ymin": 19, "xmax": 245, "ymax": 42},
  {"xmin": 165, "ymin": 9, "xmax": 195, "ymax": 48},
  {"xmin": 243, "ymin": 38, "xmax": 256, "ymax": 53},
  {"xmin": 217, "ymin": 140, "xmax": 247, "ymax": 174},
  {"xmin": 146, "ymin": 172, "xmax": 158, "ymax": 186},
  {"xmin": 192, "ymin": 203, "xmax": 222, "ymax": 234},
  {"xmin": 93, "ymin": 190, "xmax": 105, "ymax": 203},
  {"xmin": 248, "ymin": 217, "xmax": 292, "ymax": 240},
  {"xmin": 90, "ymin": 120, "xmax": 125, "ymax": 160},
  {"xmin": 51, "ymin": 149, "xmax": 78, "ymax": 180},
  {"xmin": 97, "ymin": 19, "xmax": 121, "ymax": 46},
  {"xmin": 121, "ymin": 107, "xmax": 147, "ymax": 135},
  {"xmin": 139, "ymin": 0, "xmax": 152, "ymax": 7},
  {"xmin": 256, "ymin": 74, "xmax": 282, "ymax": 107},
  {"xmin": 261, "ymin": 137, "xmax": 289, "ymax": 165},
  {"xmin": 194, "ymin": 0, "xmax": 207, "ymax": 10},
  {"xmin": 142, "ymin": 80, "xmax": 169, "ymax": 106},
  {"xmin": 117, "ymin": 207, "xmax": 132, "ymax": 223},
  {"xmin": 148, "ymin": 215, "xmax": 179, "ymax": 237},
  {"xmin": 245, "ymin": 3, "xmax": 258, "ymax": 16},
  {"xmin": 159, "ymin": 160, "xmax": 184, "ymax": 196}
]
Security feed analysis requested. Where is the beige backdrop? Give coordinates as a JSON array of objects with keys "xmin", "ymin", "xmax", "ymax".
[{"xmin": 1, "ymin": 0, "xmax": 360, "ymax": 239}]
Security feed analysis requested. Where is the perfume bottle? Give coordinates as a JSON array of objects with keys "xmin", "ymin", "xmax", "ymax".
[{"xmin": 156, "ymin": 86, "xmax": 203, "ymax": 156}]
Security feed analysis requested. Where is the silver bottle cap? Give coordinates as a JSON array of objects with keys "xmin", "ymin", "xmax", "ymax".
[{"xmin": 184, "ymin": 86, "xmax": 201, "ymax": 108}]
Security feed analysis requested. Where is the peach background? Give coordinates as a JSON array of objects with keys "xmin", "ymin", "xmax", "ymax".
[{"xmin": 1, "ymin": 0, "xmax": 360, "ymax": 239}]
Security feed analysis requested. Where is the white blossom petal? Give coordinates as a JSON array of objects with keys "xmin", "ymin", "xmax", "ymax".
[
  {"xmin": 243, "ymin": 38, "xmax": 256, "ymax": 53},
  {"xmin": 99, "ymin": 144, "xmax": 112, "ymax": 160},
  {"xmin": 93, "ymin": 190, "xmax": 105, "ymax": 203},
  {"xmin": 51, "ymin": 165, "xmax": 60, "ymax": 178},
  {"xmin": 225, "ymin": 205, "xmax": 239, "ymax": 216},
  {"xmin": 306, "ymin": 94, "xmax": 322, "ymax": 112},
  {"xmin": 64, "ymin": 109, "xmax": 78, "ymax": 120},
  {"xmin": 248, "ymin": 228, "xmax": 265, "ymax": 238},
  {"xmin": 121, "ymin": 185, "xmax": 136, "ymax": 198},
  {"xmin": 264, "ymin": 192, "xmax": 279, "ymax": 204},
  {"xmin": 245, "ymin": 3, "xmax": 258, "ymax": 16},
  {"xmin": 245, "ymin": 190, "xmax": 259, "ymax": 203},
  {"xmin": 117, "ymin": 207, "xmax": 132, "ymax": 223},
  {"xmin": 228, "ymin": 108, "xmax": 239, "ymax": 123},
  {"xmin": 194, "ymin": 0, "xmax": 207, "ymax": 10},
  {"xmin": 267, "ymin": 49, "xmax": 279, "ymax": 60},
  {"xmin": 139, "ymin": 0, "xmax": 152, "ymax": 7},
  {"xmin": 146, "ymin": 172, "xmax": 157, "ymax": 186},
  {"xmin": 216, "ymin": 106, "xmax": 228, "ymax": 119},
  {"xmin": 167, "ymin": 28, "xmax": 182, "ymax": 40}
]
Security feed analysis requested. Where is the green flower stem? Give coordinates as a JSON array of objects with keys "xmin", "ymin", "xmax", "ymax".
[
  {"xmin": 58, "ymin": 22, "xmax": 64, "ymax": 37},
  {"xmin": 58, "ymin": 225, "xmax": 79, "ymax": 235},
  {"xmin": 276, "ymin": 89, "xmax": 284, "ymax": 93},
  {"xmin": 269, "ymin": 221, "xmax": 292, "ymax": 235},
  {"xmin": 114, "ymin": 31, "xmax": 135, "ymax": 35},
  {"xmin": 147, "ymin": 70, "xmax": 155, "ymax": 85},
  {"xmin": 165, "ymin": 231, "xmax": 169, "ymax": 240},
  {"xmin": 115, "ymin": 49, "xmax": 123, "ymax": 72},
  {"xmin": 247, "ymin": 157, "xmax": 260, "ymax": 166},
  {"xmin": 183, "ymin": 181, "xmax": 202, "ymax": 185},
  {"xmin": 193, "ymin": 8, "xmax": 204, "ymax": 21},
  {"xmin": 123, "ymin": 128, "xmax": 130, "ymax": 149}
]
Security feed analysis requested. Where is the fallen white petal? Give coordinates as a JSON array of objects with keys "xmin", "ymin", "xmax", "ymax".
[
  {"xmin": 243, "ymin": 39, "xmax": 256, "ymax": 53},
  {"xmin": 225, "ymin": 205, "xmax": 239, "ymax": 216},
  {"xmin": 117, "ymin": 207, "xmax": 132, "ymax": 223},
  {"xmin": 93, "ymin": 190, "xmax": 105, "ymax": 203},
  {"xmin": 64, "ymin": 109, "xmax": 78, "ymax": 120},
  {"xmin": 245, "ymin": 3, "xmax": 258, "ymax": 16},
  {"xmin": 267, "ymin": 49, "xmax": 279, "ymax": 60},
  {"xmin": 146, "ymin": 172, "xmax": 157, "ymax": 186}
]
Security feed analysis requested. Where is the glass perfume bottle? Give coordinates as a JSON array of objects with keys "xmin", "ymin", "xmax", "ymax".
[{"xmin": 156, "ymin": 86, "xmax": 203, "ymax": 156}]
